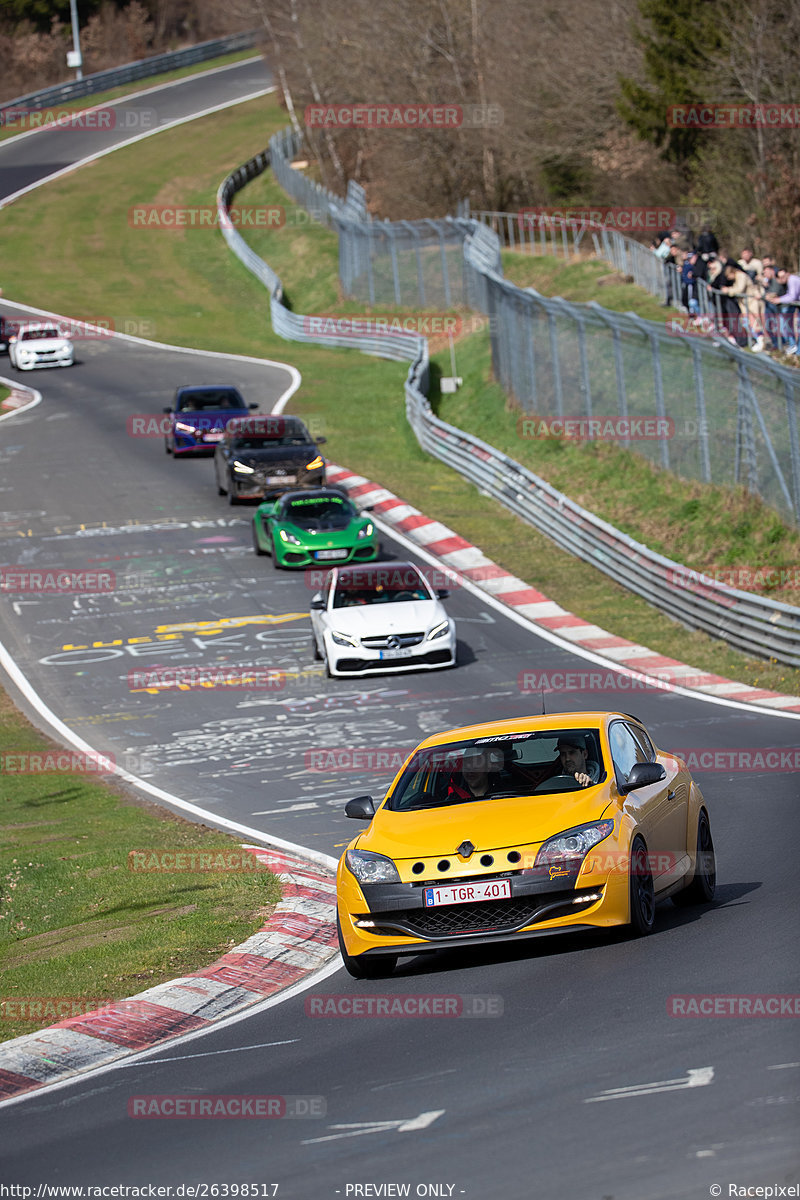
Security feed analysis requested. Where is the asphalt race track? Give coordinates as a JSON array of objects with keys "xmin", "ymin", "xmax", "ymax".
[{"xmin": 0, "ymin": 62, "xmax": 798, "ymax": 1200}]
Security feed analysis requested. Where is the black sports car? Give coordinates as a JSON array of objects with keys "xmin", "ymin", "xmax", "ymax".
[{"xmin": 214, "ymin": 415, "xmax": 326, "ymax": 504}]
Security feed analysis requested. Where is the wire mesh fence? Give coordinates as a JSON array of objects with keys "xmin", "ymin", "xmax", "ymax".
[{"xmin": 266, "ymin": 128, "xmax": 800, "ymax": 526}]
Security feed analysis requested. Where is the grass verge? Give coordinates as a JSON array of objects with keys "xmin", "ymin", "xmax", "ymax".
[
  {"xmin": 0, "ymin": 91, "xmax": 797, "ymax": 702},
  {"xmin": 0, "ymin": 689, "xmax": 280, "ymax": 1044},
  {"xmin": 0, "ymin": 49, "xmax": 260, "ymax": 143}
]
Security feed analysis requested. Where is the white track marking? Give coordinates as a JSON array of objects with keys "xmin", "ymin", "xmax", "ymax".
[{"xmin": 585, "ymin": 1066, "xmax": 714, "ymax": 1102}]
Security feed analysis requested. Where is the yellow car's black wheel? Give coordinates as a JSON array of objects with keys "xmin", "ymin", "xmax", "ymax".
[
  {"xmin": 337, "ymin": 915, "xmax": 397, "ymax": 979},
  {"xmin": 628, "ymin": 836, "xmax": 656, "ymax": 936},
  {"xmin": 673, "ymin": 811, "xmax": 716, "ymax": 906}
]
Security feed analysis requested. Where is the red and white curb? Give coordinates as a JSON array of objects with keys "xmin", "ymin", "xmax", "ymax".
[
  {"xmin": 0, "ymin": 381, "xmax": 38, "ymax": 416},
  {"xmin": 327, "ymin": 463, "xmax": 800, "ymax": 713},
  {"xmin": 0, "ymin": 848, "xmax": 338, "ymax": 1102}
]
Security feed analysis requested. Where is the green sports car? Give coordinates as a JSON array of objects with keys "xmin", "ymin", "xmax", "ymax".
[{"xmin": 252, "ymin": 487, "xmax": 380, "ymax": 568}]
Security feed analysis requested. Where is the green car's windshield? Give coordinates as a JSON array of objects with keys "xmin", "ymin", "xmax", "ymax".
[
  {"xmin": 386, "ymin": 730, "xmax": 605, "ymax": 811},
  {"xmin": 284, "ymin": 496, "xmax": 356, "ymax": 531}
]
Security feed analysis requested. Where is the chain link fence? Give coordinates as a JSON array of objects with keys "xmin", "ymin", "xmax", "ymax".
[{"xmin": 265, "ymin": 129, "xmax": 800, "ymax": 526}]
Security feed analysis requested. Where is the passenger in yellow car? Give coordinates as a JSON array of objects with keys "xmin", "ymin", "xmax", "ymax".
[{"xmin": 446, "ymin": 746, "xmax": 501, "ymax": 800}]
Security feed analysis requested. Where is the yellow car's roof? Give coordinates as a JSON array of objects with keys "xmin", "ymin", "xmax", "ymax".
[{"xmin": 416, "ymin": 711, "xmax": 637, "ymax": 750}]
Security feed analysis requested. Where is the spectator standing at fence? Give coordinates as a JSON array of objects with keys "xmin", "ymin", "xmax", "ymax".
[
  {"xmin": 715, "ymin": 257, "xmax": 748, "ymax": 345},
  {"xmin": 681, "ymin": 250, "xmax": 704, "ymax": 314},
  {"xmin": 762, "ymin": 265, "xmax": 782, "ymax": 350},
  {"xmin": 696, "ymin": 225, "xmax": 719, "ymax": 257},
  {"xmin": 737, "ymin": 249, "xmax": 766, "ymax": 350},
  {"xmin": 653, "ymin": 235, "xmax": 676, "ymax": 305},
  {"xmin": 775, "ymin": 269, "xmax": 800, "ymax": 354},
  {"xmin": 670, "ymin": 226, "xmax": 694, "ymax": 253}
]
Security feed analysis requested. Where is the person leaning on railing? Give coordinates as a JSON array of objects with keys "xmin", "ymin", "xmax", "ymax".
[
  {"xmin": 737, "ymin": 248, "xmax": 766, "ymax": 351},
  {"xmin": 774, "ymin": 269, "xmax": 800, "ymax": 355}
]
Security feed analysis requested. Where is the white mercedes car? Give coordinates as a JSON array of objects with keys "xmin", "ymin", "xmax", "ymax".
[
  {"xmin": 9, "ymin": 323, "xmax": 74, "ymax": 371},
  {"xmin": 310, "ymin": 561, "xmax": 457, "ymax": 677}
]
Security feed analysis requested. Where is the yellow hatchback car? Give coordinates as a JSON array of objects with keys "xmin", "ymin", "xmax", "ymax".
[{"xmin": 337, "ymin": 712, "xmax": 715, "ymax": 977}]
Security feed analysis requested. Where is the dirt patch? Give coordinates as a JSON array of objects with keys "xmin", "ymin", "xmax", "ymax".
[{"xmin": 4, "ymin": 904, "xmax": 198, "ymax": 967}]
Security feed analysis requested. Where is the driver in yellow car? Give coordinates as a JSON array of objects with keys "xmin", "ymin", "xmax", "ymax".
[{"xmin": 556, "ymin": 734, "xmax": 601, "ymax": 787}]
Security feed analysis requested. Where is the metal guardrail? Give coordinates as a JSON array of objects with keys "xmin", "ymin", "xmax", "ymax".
[
  {"xmin": 216, "ymin": 136, "xmax": 800, "ymax": 667},
  {"xmin": 0, "ymin": 31, "xmax": 258, "ymax": 115}
]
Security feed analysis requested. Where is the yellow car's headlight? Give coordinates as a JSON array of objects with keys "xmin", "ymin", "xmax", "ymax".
[
  {"xmin": 534, "ymin": 820, "xmax": 614, "ymax": 869},
  {"xmin": 346, "ymin": 848, "xmax": 400, "ymax": 884}
]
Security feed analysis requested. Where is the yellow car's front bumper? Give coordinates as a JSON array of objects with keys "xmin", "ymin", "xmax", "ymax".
[{"xmin": 336, "ymin": 851, "xmax": 632, "ymax": 961}]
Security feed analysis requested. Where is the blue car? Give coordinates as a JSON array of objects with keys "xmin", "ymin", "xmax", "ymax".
[{"xmin": 163, "ymin": 385, "xmax": 258, "ymax": 456}]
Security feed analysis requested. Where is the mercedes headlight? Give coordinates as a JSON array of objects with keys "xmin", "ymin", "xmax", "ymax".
[
  {"xmin": 427, "ymin": 620, "xmax": 450, "ymax": 641},
  {"xmin": 345, "ymin": 848, "xmax": 400, "ymax": 884},
  {"xmin": 305, "ymin": 454, "xmax": 324, "ymax": 471},
  {"xmin": 175, "ymin": 421, "xmax": 196, "ymax": 434},
  {"xmin": 233, "ymin": 460, "xmax": 255, "ymax": 474},
  {"xmin": 331, "ymin": 630, "xmax": 358, "ymax": 647}
]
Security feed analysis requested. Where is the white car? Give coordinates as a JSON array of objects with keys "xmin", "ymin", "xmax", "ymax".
[
  {"xmin": 310, "ymin": 561, "xmax": 457, "ymax": 677},
  {"xmin": 9, "ymin": 323, "xmax": 74, "ymax": 370}
]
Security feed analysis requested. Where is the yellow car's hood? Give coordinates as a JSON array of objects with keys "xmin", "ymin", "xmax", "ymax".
[{"xmin": 359, "ymin": 791, "xmax": 609, "ymax": 858}]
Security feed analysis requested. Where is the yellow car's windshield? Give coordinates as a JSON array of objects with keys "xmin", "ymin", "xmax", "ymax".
[{"xmin": 387, "ymin": 730, "xmax": 605, "ymax": 811}]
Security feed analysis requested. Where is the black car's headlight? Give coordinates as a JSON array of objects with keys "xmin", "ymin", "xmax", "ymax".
[
  {"xmin": 533, "ymin": 820, "xmax": 614, "ymax": 869},
  {"xmin": 305, "ymin": 455, "xmax": 324, "ymax": 471},
  {"xmin": 346, "ymin": 848, "xmax": 400, "ymax": 884},
  {"xmin": 233, "ymin": 460, "xmax": 255, "ymax": 474}
]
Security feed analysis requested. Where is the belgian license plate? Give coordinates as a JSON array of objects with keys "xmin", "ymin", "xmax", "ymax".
[
  {"xmin": 423, "ymin": 879, "xmax": 511, "ymax": 907},
  {"xmin": 315, "ymin": 549, "xmax": 348, "ymax": 560},
  {"xmin": 267, "ymin": 474, "xmax": 296, "ymax": 485},
  {"xmin": 203, "ymin": 431, "xmax": 223, "ymax": 442},
  {"xmin": 379, "ymin": 647, "xmax": 414, "ymax": 660}
]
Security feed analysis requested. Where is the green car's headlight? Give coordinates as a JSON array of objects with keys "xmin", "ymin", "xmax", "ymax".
[
  {"xmin": 346, "ymin": 848, "xmax": 400, "ymax": 884},
  {"xmin": 279, "ymin": 529, "xmax": 302, "ymax": 545},
  {"xmin": 357, "ymin": 522, "xmax": 374, "ymax": 539},
  {"xmin": 533, "ymin": 820, "xmax": 614, "ymax": 869}
]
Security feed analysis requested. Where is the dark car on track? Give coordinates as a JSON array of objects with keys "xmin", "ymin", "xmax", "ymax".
[
  {"xmin": 0, "ymin": 316, "xmax": 20, "ymax": 354},
  {"xmin": 163, "ymin": 385, "xmax": 258, "ymax": 456},
  {"xmin": 214, "ymin": 415, "xmax": 326, "ymax": 505}
]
